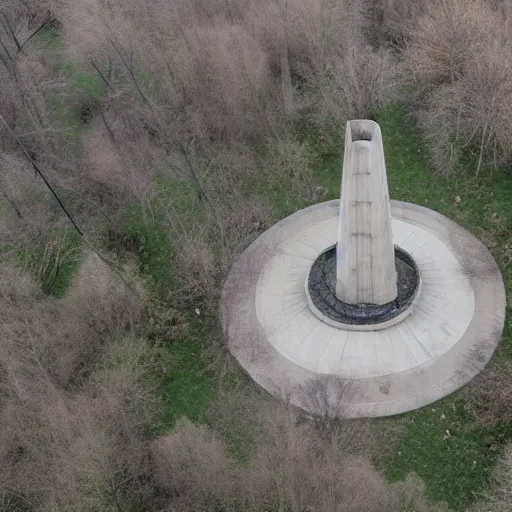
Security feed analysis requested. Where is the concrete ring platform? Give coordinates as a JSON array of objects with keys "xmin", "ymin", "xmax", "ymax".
[{"xmin": 220, "ymin": 200, "xmax": 506, "ymax": 418}]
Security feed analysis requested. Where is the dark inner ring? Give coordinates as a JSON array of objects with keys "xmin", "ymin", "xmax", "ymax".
[{"xmin": 307, "ymin": 246, "xmax": 420, "ymax": 325}]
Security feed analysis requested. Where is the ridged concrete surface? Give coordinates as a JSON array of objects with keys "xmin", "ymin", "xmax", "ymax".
[
  {"xmin": 337, "ymin": 121, "xmax": 397, "ymax": 305},
  {"xmin": 256, "ymin": 217, "xmax": 474, "ymax": 378}
]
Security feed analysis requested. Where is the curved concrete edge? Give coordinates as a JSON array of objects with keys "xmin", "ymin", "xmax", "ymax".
[
  {"xmin": 304, "ymin": 244, "xmax": 422, "ymax": 332},
  {"xmin": 220, "ymin": 200, "xmax": 506, "ymax": 418}
]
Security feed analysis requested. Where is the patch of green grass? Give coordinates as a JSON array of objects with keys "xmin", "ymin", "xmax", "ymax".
[
  {"xmin": 385, "ymin": 396, "xmax": 512, "ymax": 511},
  {"xmin": 117, "ymin": 197, "xmax": 217, "ymax": 434},
  {"xmin": 33, "ymin": 26, "xmax": 63, "ymax": 53},
  {"xmin": 261, "ymin": 182, "xmax": 311, "ymax": 219},
  {"xmin": 32, "ymin": 27, "xmax": 105, "ymax": 148},
  {"xmin": 66, "ymin": 68, "xmax": 103, "ymax": 101},
  {"xmin": 47, "ymin": 64, "xmax": 103, "ymax": 149},
  {"xmin": 48, "ymin": 236, "xmax": 83, "ymax": 298},
  {"xmin": 19, "ymin": 229, "xmax": 83, "ymax": 298},
  {"xmin": 153, "ymin": 315, "xmax": 216, "ymax": 434},
  {"xmin": 120, "ymin": 203, "xmax": 174, "ymax": 294},
  {"xmin": 293, "ymin": 118, "xmax": 343, "ymax": 200}
]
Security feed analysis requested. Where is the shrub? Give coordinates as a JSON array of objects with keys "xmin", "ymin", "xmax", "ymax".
[
  {"xmin": 263, "ymin": 132, "xmax": 314, "ymax": 195},
  {"xmin": 309, "ymin": 43, "xmax": 400, "ymax": 129},
  {"xmin": 0, "ymin": 248, "xmax": 145, "ymax": 387},
  {"xmin": 0, "ymin": 261, "xmax": 154, "ymax": 510},
  {"xmin": 469, "ymin": 361, "xmax": 512, "ymax": 426},
  {"xmin": 404, "ymin": 0, "xmax": 500, "ymax": 88},
  {"xmin": 150, "ymin": 400, "xmax": 449, "ymax": 512},
  {"xmin": 365, "ymin": 0, "xmax": 431, "ymax": 48},
  {"xmin": 0, "ymin": 152, "xmax": 56, "ymax": 245},
  {"xmin": 172, "ymin": 22, "xmax": 274, "ymax": 142},
  {"xmin": 64, "ymin": 251, "xmax": 145, "ymax": 335},
  {"xmin": 81, "ymin": 117, "xmax": 158, "ymax": 207},
  {"xmin": 404, "ymin": 0, "xmax": 512, "ymax": 175},
  {"xmin": 151, "ymin": 418, "xmax": 241, "ymax": 511},
  {"xmin": 246, "ymin": 0, "xmax": 400, "ymax": 130}
]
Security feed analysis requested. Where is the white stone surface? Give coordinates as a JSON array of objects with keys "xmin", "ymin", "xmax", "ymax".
[
  {"xmin": 337, "ymin": 121, "xmax": 397, "ymax": 305},
  {"xmin": 255, "ymin": 217, "xmax": 474, "ymax": 379}
]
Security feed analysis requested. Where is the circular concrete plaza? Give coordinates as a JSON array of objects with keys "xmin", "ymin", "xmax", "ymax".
[{"xmin": 221, "ymin": 200, "xmax": 506, "ymax": 418}]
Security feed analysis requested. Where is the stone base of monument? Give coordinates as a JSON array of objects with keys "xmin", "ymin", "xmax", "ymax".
[
  {"xmin": 306, "ymin": 245, "xmax": 421, "ymax": 331},
  {"xmin": 220, "ymin": 200, "xmax": 506, "ymax": 418}
]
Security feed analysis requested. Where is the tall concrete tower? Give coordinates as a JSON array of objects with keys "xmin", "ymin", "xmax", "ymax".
[{"xmin": 336, "ymin": 120, "xmax": 397, "ymax": 305}]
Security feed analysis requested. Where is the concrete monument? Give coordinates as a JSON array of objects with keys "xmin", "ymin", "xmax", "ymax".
[
  {"xmin": 337, "ymin": 121, "xmax": 397, "ymax": 305},
  {"xmin": 221, "ymin": 120, "xmax": 506, "ymax": 418}
]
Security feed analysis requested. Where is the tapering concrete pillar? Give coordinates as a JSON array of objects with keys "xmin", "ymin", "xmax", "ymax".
[{"xmin": 336, "ymin": 120, "xmax": 397, "ymax": 305}]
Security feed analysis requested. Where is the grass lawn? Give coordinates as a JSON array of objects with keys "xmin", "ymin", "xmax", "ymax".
[
  {"xmin": 384, "ymin": 398, "xmax": 512, "ymax": 511},
  {"xmin": 154, "ymin": 318, "xmax": 216, "ymax": 433},
  {"xmin": 15, "ymin": 228, "xmax": 83, "ymax": 298}
]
